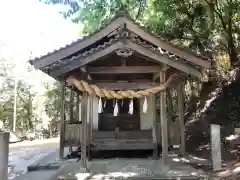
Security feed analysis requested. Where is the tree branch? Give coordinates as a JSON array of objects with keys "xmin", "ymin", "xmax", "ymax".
[{"xmin": 135, "ymin": 0, "xmax": 145, "ymax": 21}]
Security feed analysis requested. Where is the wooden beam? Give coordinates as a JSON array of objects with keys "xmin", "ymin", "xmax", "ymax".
[
  {"xmin": 33, "ymin": 17, "xmax": 125, "ymax": 69},
  {"xmin": 94, "ymin": 81, "xmax": 158, "ymax": 90},
  {"xmin": 59, "ymin": 83, "xmax": 65, "ymax": 159},
  {"xmin": 160, "ymin": 70, "xmax": 168, "ymax": 164},
  {"xmin": 177, "ymin": 82, "xmax": 186, "ymax": 156},
  {"xmin": 87, "ymin": 66, "xmax": 161, "ymax": 74},
  {"xmin": 125, "ymin": 41, "xmax": 202, "ymax": 78},
  {"xmin": 125, "ymin": 18, "xmax": 210, "ymax": 68},
  {"xmin": 51, "ymin": 41, "xmax": 124, "ymax": 77}
]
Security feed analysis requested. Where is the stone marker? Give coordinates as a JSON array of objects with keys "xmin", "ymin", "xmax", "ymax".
[
  {"xmin": 211, "ymin": 124, "xmax": 222, "ymax": 171},
  {"xmin": 0, "ymin": 132, "xmax": 9, "ymax": 180}
]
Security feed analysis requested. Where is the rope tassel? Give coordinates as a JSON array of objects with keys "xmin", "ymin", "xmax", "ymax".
[
  {"xmin": 98, "ymin": 97, "xmax": 103, "ymax": 113},
  {"xmin": 113, "ymin": 100, "xmax": 118, "ymax": 116},
  {"xmin": 143, "ymin": 96, "xmax": 148, "ymax": 113},
  {"xmin": 104, "ymin": 100, "xmax": 107, "ymax": 108},
  {"xmin": 128, "ymin": 99, "xmax": 133, "ymax": 115}
]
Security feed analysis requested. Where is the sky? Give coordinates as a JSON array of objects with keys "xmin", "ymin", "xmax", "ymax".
[
  {"xmin": 0, "ymin": 0, "xmax": 79, "ymax": 87},
  {"xmin": 0, "ymin": 0, "xmax": 80, "ymax": 122}
]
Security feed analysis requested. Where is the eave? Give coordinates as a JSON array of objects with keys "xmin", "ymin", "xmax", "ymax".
[{"xmin": 29, "ymin": 13, "xmax": 211, "ymax": 70}]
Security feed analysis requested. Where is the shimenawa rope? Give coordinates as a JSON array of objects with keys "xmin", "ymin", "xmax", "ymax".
[{"xmin": 66, "ymin": 73, "xmax": 183, "ymax": 99}]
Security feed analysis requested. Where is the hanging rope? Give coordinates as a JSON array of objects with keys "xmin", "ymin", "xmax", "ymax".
[{"xmin": 66, "ymin": 73, "xmax": 184, "ymax": 99}]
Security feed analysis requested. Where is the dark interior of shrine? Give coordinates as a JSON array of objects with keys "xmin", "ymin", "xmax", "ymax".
[{"xmin": 98, "ymin": 98, "xmax": 140, "ymax": 131}]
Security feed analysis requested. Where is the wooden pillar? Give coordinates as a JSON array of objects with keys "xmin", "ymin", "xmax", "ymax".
[
  {"xmin": 88, "ymin": 96, "xmax": 93, "ymax": 160},
  {"xmin": 152, "ymin": 94, "xmax": 158, "ymax": 158},
  {"xmin": 177, "ymin": 82, "xmax": 186, "ymax": 156},
  {"xmin": 76, "ymin": 93, "xmax": 80, "ymax": 122},
  {"xmin": 160, "ymin": 70, "xmax": 168, "ymax": 164},
  {"xmin": 59, "ymin": 83, "xmax": 65, "ymax": 159},
  {"xmin": 70, "ymin": 90, "xmax": 74, "ymax": 122},
  {"xmin": 81, "ymin": 92, "xmax": 88, "ymax": 169},
  {"xmin": 0, "ymin": 132, "xmax": 9, "ymax": 180},
  {"xmin": 166, "ymin": 89, "xmax": 172, "ymax": 145},
  {"xmin": 69, "ymin": 89, "xmax": 74, "ymax": 153}
]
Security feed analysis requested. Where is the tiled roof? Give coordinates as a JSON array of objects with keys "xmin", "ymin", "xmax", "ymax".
[
  {"xmin": 29, "ymin": 10, "xmax": 210, "ymax": 66},
  {"xmin": 29, "ymin": 12, "xmax": 125, "ymax": 65}
]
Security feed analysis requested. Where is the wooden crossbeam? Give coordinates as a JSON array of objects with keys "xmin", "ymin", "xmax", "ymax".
[{"xmin": 87, "ymin": 66, "xmax": 161, "ymax": 74}]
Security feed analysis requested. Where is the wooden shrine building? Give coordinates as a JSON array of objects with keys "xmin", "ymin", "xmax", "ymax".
[{"xmin": 29, "ymin": 11, "xmax": 210, "ymax": 167}]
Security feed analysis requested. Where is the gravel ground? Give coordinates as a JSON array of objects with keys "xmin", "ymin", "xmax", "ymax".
[{"xmin": 49, "ymin": 158, "xmax": 208, "ymax": 180}]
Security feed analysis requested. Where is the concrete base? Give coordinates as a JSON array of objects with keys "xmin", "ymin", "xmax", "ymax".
[{"xmin": 48, "ymin": 158, "xmax": 208, "ymax": 180}]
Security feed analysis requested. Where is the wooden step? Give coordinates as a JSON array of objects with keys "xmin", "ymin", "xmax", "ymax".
[{"xmin": 92, "ymin": 139, "xmax": 154, "ymax": 150}]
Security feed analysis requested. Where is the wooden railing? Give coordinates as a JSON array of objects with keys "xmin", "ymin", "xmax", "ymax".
[{"xmin": 64, "ymin": 122, "xmax": 82, "ymax": 146}]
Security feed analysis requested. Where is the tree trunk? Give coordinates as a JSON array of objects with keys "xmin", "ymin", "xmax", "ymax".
[{"xmin": 48, "ymin": 123, "xmax": 52, "ymax": 138}]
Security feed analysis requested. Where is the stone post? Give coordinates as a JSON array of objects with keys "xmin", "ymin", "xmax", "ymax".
[
  {"xmin": 0, "ymin": 132, "xmax": 9, "ymax": 180},
  {"xmin": 211, "ymin": 124, "xmax": 222, "ymax": 170}
]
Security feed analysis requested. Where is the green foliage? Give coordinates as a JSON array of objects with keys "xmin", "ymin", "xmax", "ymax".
[
  {"xmin": 44, "ymin": 81, "xmax": 78, "ymax": 129},
  {"xmin": 0, "ymin": 58, "xmax": 37, "ymax": 133},
  {"xmin": 44, "ymin": 81, "xmax": 61, "ymax": 122},
  {"xmin": 40, "ymin": 0, "xmax": 147, "ymax": 35},
  {"xmin": 41, "ymin": 0, "xmax": 239, "ymax": 66}
]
